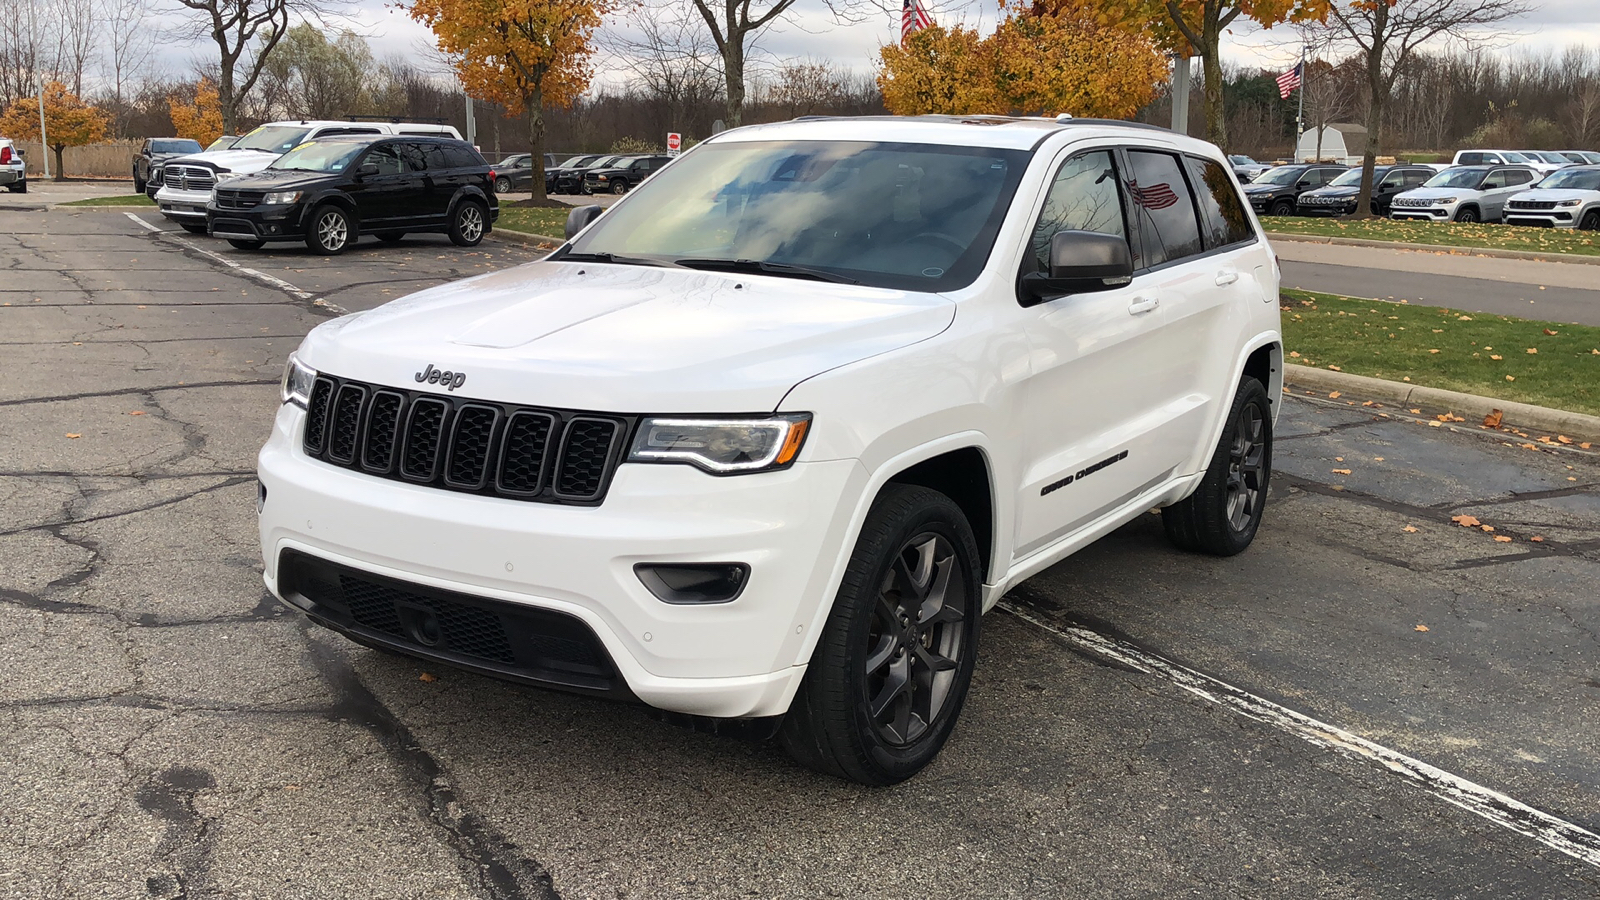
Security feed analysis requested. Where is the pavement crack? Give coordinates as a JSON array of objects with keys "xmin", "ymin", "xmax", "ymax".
[
  {"xmin": 0, "ymin": 476, "xmax": 254, "ymax": 538},
  {"xmin": 0, "ymin": 379, "xmax": 277, "ymax": 408}
]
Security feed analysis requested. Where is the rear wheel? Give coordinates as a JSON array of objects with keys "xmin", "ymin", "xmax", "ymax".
[
  {"xmin": 1454, "ymin": 206, "xmax": 1479, "ymax": 223},
  {"xmin": 179, "ymin": 221, "xmax": 208, "ymax": 234},
  {"xmin": 227, "ymin": 238, "xmax": 264, "ymax": 250},
  {"xmin": 305, "ymin": 205, "xmax": 353, "ymax": 255},
  {"xmin": 448, "ymin": 201, "xmax": 486, "ymax": 247},
  {"xmin": 494, "ymin": 176, "xmax": 510, "ymax": 194},
  {"xmin": 7, "ymin": 181, "xmax": 24, "ymax": 193},
  {"xmin": 1581, "ymin": 210, "xmax": 1600, "ymax": 231},
  {"xmin": 1163, "ymin": 377, "xmax": 1272, "ymax": 556},
  {"xmin": 1269, "ymin": 198, "xmax": 1296, "ymax": 217},
  {"xmin": 779, "ymin": 484, "xmax": 982, "ymax": 785}
]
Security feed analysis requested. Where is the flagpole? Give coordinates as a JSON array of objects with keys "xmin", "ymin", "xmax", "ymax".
[{"xmin": 1295, "ymin": 46, "xmax": 1306, "ymax": 161}]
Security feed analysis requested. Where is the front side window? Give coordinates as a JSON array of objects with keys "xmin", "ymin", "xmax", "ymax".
[
  {"xmin": 363, "ymin": 144, "xmax": 403, "ymax": 176},
  {"xmin": 1185, "ymin": 156, "xmax": 1254, "ymax": 249},
  {"xmin": 1028, "ymin": 150, "xmax": 1126, "ymax": 274},
  {"xmin": 565, "ymin": 140, "xmax": 1029, "ymax": 291},
  {"xmin": 1125, "ymin": 150, "xmax": 1203, "ymax": 268}
]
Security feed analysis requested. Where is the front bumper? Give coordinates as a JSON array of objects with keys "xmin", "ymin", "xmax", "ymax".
[
  {"xmin": 1296, "ymin": 200, "xmax": 1354, "ymax": 217},
  {"xmin": 208, "ymin": 202, "xmax": 309, "ymax": 242},
  {"xmin": 258, "ymin": 402, "xmax": 865, "ymax": 718},
  {"xmin": 1504, "ymin": 211, "xmax": 1577, "ymax": 228},
  {"xmin": 155, "ymin": 186, "xmax": 212, "ymax": 219},
  {"xmin": 1391, "ymin": 205, "xmax": 1454, "ymax": 221}
]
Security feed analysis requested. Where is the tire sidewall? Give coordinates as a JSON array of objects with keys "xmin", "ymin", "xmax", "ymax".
[
  {"xmin": 450, "ymin": 200, "xmax": 486, "ymax": 246},
  {"xmin": 1271, "ymin": 199, "xmax": 1295, "ymax": 217},
  {"xmin": 1210, "ymin": 378, "xmax": 1273, "ymax": 552},
  {"xmin": 1455, "ymin": 206, "xmax": 1478, "ymax": 223},
  {"xmin": 307, "ymin": 205, "xmax": 353, "ymax": 254},
  {"xmin": 1582, "ymin": 210, "xmax": 1600, "ymax": 231}
]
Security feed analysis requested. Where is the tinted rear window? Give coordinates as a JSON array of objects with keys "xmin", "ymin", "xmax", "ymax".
[
  {"xmin": 1185, "ymin": 156, "xmax": 1254, "ymax": 249},
  {"xmin": 445, "ymin": 144, "xmax": 486, "ymax": 168},
  {"xmin": 1126, "ymin": 150, "xmax": 1203, "ymax": 268}
]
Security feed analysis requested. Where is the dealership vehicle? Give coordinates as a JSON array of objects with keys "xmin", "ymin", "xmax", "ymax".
[
  {"xmin": 132, "ymin": 137, "xmax": 203, "ymax": 193},
  {"xmin": 1295, "ymin": 164, "xmax": 1435, "ymax": 217},
  {"xmin": 554, "ymin": 155, "xmax": 624, "ymax": 194},
  {"xmin": 1525, "ymin": 151, "xmax": 1577, "ymax": 172},
  {"xmin": 259, "ymin": 115, "xmax": 1282, "ymax": 785},
  {"xmin": 1228, "ymin": 154, "xmax": 1271, "ymax": 182},
  {"xmin": 1390, "ymin": 165, "xmax": 1538, "ymax": 222},
  {"xmin": 1239, "ymin": 163, "xmax": 1347, "ymax": 216},
  {"xmin": 545, "ymin": 154, "xmax": 603, "ymax": 193},
  {"xmin": 206, "ymin": 135, "xmax": 497, "ymax": 254},
  {"xmin": 1503, "ymin": 165, "xmax": 1600, "ymax": 229},
  {"xmin": 154, "ymin": 119, "xmax": 463, "ymax": 233},
  {"xmin": 0, "ymin": 138, "xmax": 23, "ymax": 193},
  {"xmin": 1559, "ymin": 150, "xmax": 1600, "ymax": 165},
  {"xmin": 494, "ymin": 153, "xmax": 538, "ymax": 192},
  {"xmin": 582, "ymin": 154, "xmax": 673, "ymax": 194},
  {"xmin": 206, "ymin": 135, "xmax": 240, "ymax": 152}
]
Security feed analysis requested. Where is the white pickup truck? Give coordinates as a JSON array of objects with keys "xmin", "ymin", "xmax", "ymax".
[{"xmin": 0, "ymin": 138, "xmax": 24, "ymax": 193}]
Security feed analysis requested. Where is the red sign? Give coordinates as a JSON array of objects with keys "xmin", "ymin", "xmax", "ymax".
[{"xmin": 667, "ymin": 132, "xmax": 682, "ymax": 154}]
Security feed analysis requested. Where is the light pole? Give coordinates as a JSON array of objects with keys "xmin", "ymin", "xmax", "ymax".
[{"xmin": 27, "ymin": 0, "xmax": 50, "ymax": 179}]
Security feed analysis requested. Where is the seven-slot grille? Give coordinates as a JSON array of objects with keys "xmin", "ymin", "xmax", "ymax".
[
  {"xmin": 1509, "ymin": 199, "xmax": 1557, "ymax": 210},
  {"xmin": 214, "ymin": 188, "xmax": 263, "ymax": 209},
  {"xmin": 302, "ymin": 374, "xmax": 630, "ymax": 505},
  {"xmin": 167, "ymin": 165, "xmax": 217, "ymax": 192}
]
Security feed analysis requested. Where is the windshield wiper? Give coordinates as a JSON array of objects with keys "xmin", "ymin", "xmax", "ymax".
[
  {"xmin": 673, "ymin": 258, "xmax": 860, "ymax": 284},
  {"xmin": 555, "ymin": 250, "xmax": 677, "ymax": 268}
]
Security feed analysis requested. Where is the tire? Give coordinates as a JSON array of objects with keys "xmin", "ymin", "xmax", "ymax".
[
  {"xmin": 779, "ymin": 484, "xmax": 982, "ymax": 785},
  {"xmin": 1269, "ymin": 199, "xmax": 1296, "ymax": 217},
  {"xmin": 1581, "ymin": 210, "xmax": 1600, "ymax": 231},
  {"xmin": 448, "ymin": 200, "xmax": 487, "ymax": 247},
  {"xmin": 610, "ymin": 180, "xmax": 627, "ymax": 195},
  {"xmin": 1163, "ymin": 377, "xmax": 1272, "ymax": 556},
  {"xmin": 179, "ymin": 221, "xmax": 208, "ymax": 234},
  {"xmin": 227, "ymin": 238, "xmax": 264, "ymax": 250},
  {"xmin": 494, "ymin": 176, "xmax": 510, "ymax": 194},
  {"xmin": 7, "ymin": 182, "xmax": 23, "ymax": 193},
  {"xmin": 378, "ymin": 233, "xmax": 406, "ymax": 243},
  {"xmin": 133, "ymin": 174, "xmax": 146, "ymax": 193},
  {"xmin": 305, "ymin": 204, "xmax": 354, "ymax": 255},
  {"xmin": 1454, "ymin": 206, "xmax": 1479, "ymax": 223}
]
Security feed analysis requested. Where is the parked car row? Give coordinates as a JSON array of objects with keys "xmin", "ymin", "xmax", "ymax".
[
  {"xmin": 141, "ymin": 119, "xmax": 498, "ymax": 254},
  {"xmin": 544, "ymin": 153, "xmax": 673, "ymax": 195},
  {"xmin": 0, "ymin": 137, "xmax": 24, "ymax": 193}
]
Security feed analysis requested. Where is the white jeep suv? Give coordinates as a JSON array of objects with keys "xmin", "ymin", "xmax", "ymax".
[
  {"xmin": 154, "ymin": 119, "xmax": 462, "ymax": 232},
  {"xmin": 1504, "ymin": 165, "xmax": 1600, "ymax": 230},
  {"xmin": 1391, "ymin": 165, "xmax": 1539, "ymax": 223},
  {"xmin": 259, "ymin": 116, "xmax": 1283, "ymax": 784}
]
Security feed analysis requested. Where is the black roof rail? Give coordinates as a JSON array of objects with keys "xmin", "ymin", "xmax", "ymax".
[{"xmin": 341, "ymin": 114, "xmax": 451, "ymax": 124}]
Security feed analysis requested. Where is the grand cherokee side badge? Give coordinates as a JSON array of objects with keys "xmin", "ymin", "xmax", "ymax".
[{"xmin": 415, "ymin": 364, "xmax": 467, "ymax": 391}]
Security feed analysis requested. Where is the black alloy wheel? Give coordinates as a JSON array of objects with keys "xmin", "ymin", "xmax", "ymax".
[
  {"xmin": 1163, "ymin": 376, "xmax": 1273, "ymax": 556},
  {"xmin": 448, "ymin": 201, "xmax": 486, "ymax": 247},
  {"xmin": 1581, "ymin": 210, "xmax": 1600, "ymax": 231},
  {"xmin": 1269, "ymin": 198, "xmax": 1296, "ymax": 217},
  {"xmin": 306, "ymin": 205, "xmax": 353, "ymax": 254},
  {"xmin": 1454, "ymin": 206, "xmax": 1479, "ymax": 223},
  {"xmin": 780, "ymin": 484, "xmax": 982, "ymax": 785}
]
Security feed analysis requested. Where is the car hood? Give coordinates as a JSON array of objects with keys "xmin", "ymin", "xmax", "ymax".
[
  {"xmin": 1303, "ymin": 186, "xmax": 1359, "ymax": 198},
  {"xmin": 1242, "ymin": 182, "xmax": 1288, "ymax": 193},
  {"xmin": 160, "ymin": 148, "xmax": 281, "ymax": 174},
  {"xmin": 1399, "ymin": 187, "xmax": 1480, "ymax": 200},
  {"xmin": 222, "ymin": 168, "xmax": 339, "ymax": 191},
  {"xmin": 585, "ymin": 168, "xmax": 628, "ymax": 177},
  {"xmin": 1513, "ymin": 189, "xmax": 1599, "ymax": 202},
  {"xmin": 297, "ymin": 261, "xmax": 957, "ymax": 412}
]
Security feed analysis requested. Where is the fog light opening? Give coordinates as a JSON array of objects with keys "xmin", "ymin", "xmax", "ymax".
[
  {"xmin": 635, "ymin": 563, "xmax": 750, "ymax": 605},
  {"xmin": 256, "ymin": 482, "xmax": 267, "ymax": 513}
]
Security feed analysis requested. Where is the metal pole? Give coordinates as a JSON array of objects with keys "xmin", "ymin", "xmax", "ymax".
[
  {"xmin": 1296, "ymin": 49, "xmax": 1306, "ymax": 162},
  {"xmin": 28, "ymin": 0, "xmax": 49, "ymax": 179},
  {"xmin": 1172, "ymin": 56, "xmax": 1191, "ymax": 136},
  {"xmin": 464, "ymin": 92, "xmax": 477, "ymax": 147}
]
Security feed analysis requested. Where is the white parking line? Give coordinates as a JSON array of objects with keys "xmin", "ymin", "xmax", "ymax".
[
  {"xmin": 124, "ymin": 211, "xmax": 347, "ymax": 314},
  {"xmin": 1000, "ymin": 601, "xmax": 1600, "ymax": 870}
]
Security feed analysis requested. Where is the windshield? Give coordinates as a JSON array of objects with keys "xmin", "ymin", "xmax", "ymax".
[
  {"xmin": 1501, "ymin": 151, "xmax": 1532, "ymax": 163},
  {"xmin": 583, "ymin": 156, "xmax": 622, "ymax": 169},
  {"xmin": 1425, "ymin": 169, "xmax": 1486, "ymax": 189},
  {"xmin": 234, "ymin": 125, "xmax": 314, "ymax": 154},
  {"xmin": 560, "ymin": 155, "xmax": 597, "ymax": 168},
  {"xmin": 1254, "ymin": 167, "xmax": 1303, "ymax": 185},
  {"xmin": 1328, "ymin": 169, "xmax": 1375, "ymax": 187},
  {"xmin": 1229, "ymin": 155, "xmax": 1255, "ymax": 165},
  {"xmin": 205, "ymin": 136, "xmax": 236, "ymax": 151},
  {"xmin": 153, "ymin": 139, "xmax": 202, "ymax": 154},
  {"xmin": 1537, "ymin": 168, "xmax": 1600, "ymax": 191},
  {"xmin": 269, "ymin": 141, "xmax": 366, "ymax": 173},
  {"xmin": 566, "ymin": 140, "xmax": 1028, "ymax": 291}
]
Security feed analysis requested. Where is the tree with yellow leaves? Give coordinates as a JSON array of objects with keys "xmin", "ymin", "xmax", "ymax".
[
  {"xmin": 168, "ymin": 79, "xmax": 225, "ymax": 147},
  {"xmin": 0, "ymin": 82, "xmax": 109, "ymax": 181},
  {"xmin": 878, "ymin": 2, "xmax": 1166, "ymax": 120},
  {"xmin": 408, "ymin": 0, "xmax": 611, "ymax": 202}
]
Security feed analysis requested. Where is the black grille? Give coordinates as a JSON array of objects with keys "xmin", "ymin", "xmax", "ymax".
[
  {"xmin": 1509, "ymin": 200, "xmax": 1556, "ymax": 210},
  {"xmin": 278, "ymin": 549, "xmax": 621, "ymax": 694},
  {"xmin": 215, "ymin": 188, "xmax": 263, "ymax": 209},
  {"xmin": 301, "ymin": 373, "xmax": 630, "ymax": 505}
]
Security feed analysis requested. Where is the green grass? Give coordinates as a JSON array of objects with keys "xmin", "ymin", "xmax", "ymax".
[
  {"xmin": 1282, "ymin": 289, "xmax": 1600, "ymax": 416},
  {"xmin": 495, "ymin": 207, "xmax": 569, "ymax": 239},
  {"xmin": 1261, "ymin": 216, "xmax": 1600, "ymax": 258},
  {"xmin": 58, "ymin": 194, "xmax": 154, "ymax": 207}
]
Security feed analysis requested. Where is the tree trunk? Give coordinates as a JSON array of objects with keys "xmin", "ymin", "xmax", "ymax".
[
  {"xmin": 526, "ymin": 86, "xmax": 548, "ymax": 201},
  {"xmin": 216, "ymin": 36, "xmax": 238, "ymax": 133},
  {"xmin": 52, "ymin": 144, "xmax": 66, "ymax": 181},
  {"xmin": 1199, "ymin": 21, "xmax": 1228, "ymax": 153},
  {"xmin": 723, "ymin": 39, "xmax": 745, "ymax": 128}
]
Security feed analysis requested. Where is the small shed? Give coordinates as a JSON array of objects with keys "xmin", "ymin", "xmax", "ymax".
[{"xmin": 1297, "ymin": 123, "xmax": 1368, "ymax": 164}]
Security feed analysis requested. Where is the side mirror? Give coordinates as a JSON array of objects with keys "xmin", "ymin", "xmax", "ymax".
[
  {"xmin": 356, "ymin": 162, "xmax": 379, "ymax": 178},
  {"xmin": 1297, "ymin": 180, "xmax": 1312, "ymax": 188},
  {"xmin": 1019, "ymin": 230, "xmax": 1133, "ymax": 306},
  {"xmin": 565, "ymin": 204, "xmax": 603, "ymax": 238}
]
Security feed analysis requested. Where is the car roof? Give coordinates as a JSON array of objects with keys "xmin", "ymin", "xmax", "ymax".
[{"xmin": 709, "ymin": 114, "xmax": 1185, "ymax": 153}]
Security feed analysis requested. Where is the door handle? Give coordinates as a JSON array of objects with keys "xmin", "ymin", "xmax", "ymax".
[
  {"xmin": 1128, "ymin": 296, "xmax": 1160, "ymax": 315},
  {"xmin": 1215, "ymin": 269, "xmax": 1240, "ymax": 286}
]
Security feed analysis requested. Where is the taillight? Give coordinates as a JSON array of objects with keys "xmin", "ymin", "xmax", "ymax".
[
  {"xmin": 488, "ymin": 169, "xmax": 495, "ymax": 184},
  {"xmin": 0, "ymin": 146, "xmax": 10, "ymax": 164}
]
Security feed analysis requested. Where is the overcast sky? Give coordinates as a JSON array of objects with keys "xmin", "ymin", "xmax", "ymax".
[{"xmin": 160, "ymin": 0, "xmax": 1600, "ymax": 91}]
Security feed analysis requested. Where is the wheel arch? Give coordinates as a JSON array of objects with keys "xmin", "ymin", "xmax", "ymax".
[{"xmin": 882, "ymin": 446, "xmax": 996, "ymax": 584}]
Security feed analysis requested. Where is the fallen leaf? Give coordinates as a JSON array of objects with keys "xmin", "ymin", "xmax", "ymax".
[
  {"xmin": 418, "ymin": 672, "xmax": 437, "ymax": 683},
  {"xmin": 128, "ymin": 410, "xmax": 145, "ymax": 416},
  {"xmin": 1531, "ymin": 536, "xmax": 1545, "ymax": 542},
  {"xmin": 1451, "ymin": 515, "xmax": 1481, "ymax": 527},
  {"xmin": 1374, "ymin": 457, "xmax": 1385, "ymax": 461},
  {"xmin": 1490, "ymin": 354, "xmax": 1503, "ymax": 360},
  {"xmin": 1557, "ymin": 435, "xmax": 1572, "ymax": 444},
  {"xmin": 1481, "ymin": 524, "xmax": 1496, "ymax": 532},
  {"xmin": 1289, "ymin": 351, "xmax": 1301, "ymax": 358},
  {"xmin": 1494, "ymin": 535, "xmax": 1512, "ymax": 542},
  {"xmin": 1409, "ymin": 408, "xmax": 1422, "ymax": 414},
  {"xmin": 1543, "ymin": 328, "xmax": 1558, "ymax": 335},
  {"xmin": 65, "ymin": 433, "xmax": 81, "ymax": 439},
  {"xmin": 1332, "ymin": 468, "xmax": 1352, "ymax": 475},
  {"xmin": 1428, "ymin": 420, "xmax": 1442, "ymax": 427},
  {"xmin": 1520, "ymin": 442, "xmax": 1539, "ymax": 450},
  {"xmin": 1415, "ymin": 624, "xmax": 1430, "ymax": 632},
  {"xmin": 1483, "ymin": 409, "xmax": 1503, "ymax": 428},
  {"xmin": 1506, "ymin": 375, "xmax": 1516, "ymax": 381},
  {"xmin": 1526, "ymin": 348, "xmax": 1538, "ymax": 354},
  {"xmin": 1458, "ymin": 315, "xmax": 1472, "ymax": 321},
  {"xmin": 1329, "ymin": 391, "xmax": 1341, "ymax": 399},
  {"xmin": 1582, "ymin": 443, "xmax": 1593, "ymax": 450},
  {"xmin": 1429, "ymin": 349, "xmax": 1440, "ymax": 354},
  {"xmin": 1328, "ymin": 365, "xmax": 1342, "ymax": 372},
  {"xmin": 1402, "ymin": 525, "xmax": 1419, "ymax": 533}
]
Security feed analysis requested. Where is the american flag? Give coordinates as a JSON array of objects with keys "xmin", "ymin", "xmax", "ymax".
[
  {"xmin": 1277, "ymin": 62, "xmax": 1303, "ymax": 99},
  {"xmin": 1131, "ymin": 182, "xmax": 1180, "ymax": 210},
  {"xmin": 902, "ymin": 0, "xmax": 933, "ymax": 45}
]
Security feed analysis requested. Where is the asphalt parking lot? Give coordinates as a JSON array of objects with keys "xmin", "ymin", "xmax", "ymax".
[{"xmin": 4, "ymin": 207, "xmax": 1600, "ymax": 899}]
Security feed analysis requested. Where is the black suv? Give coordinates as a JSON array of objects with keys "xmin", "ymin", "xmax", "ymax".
[
  {"xmin": 133, "ymin": 138, "xmax": 203, "ymax": 193},
  {"xmin": 545, "ymin": 154, "xmax": 602, "ymax": 193},
  {"xmin": 553, "ymin": 155, "xmax": 625, "ymax": 194},
  {"xmin": 1296, "ymin": 164, "xmax": 1437, "ymax": 217},
  {"xmin": 582, "ymin": 155, "xmax": 672, "ymax": 194},
  {"xmin": 1239, "ymin": 164, "xmax": 1348, "ymax": 216},
  {"xmin": 205, "ymin": 135, "xmax": 498, "ymax": 255}
]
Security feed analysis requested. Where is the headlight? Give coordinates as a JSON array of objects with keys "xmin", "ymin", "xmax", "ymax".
[
  {"xmin": 628, "ymin": 414, "xmax": 811, "ymax": 474},
  {"xmin": 215, "ymin": 171, "xmax": 241, "ymax": 183},
  {"xmin": 596, "ymin": 175, "xmax": 608, "ymax": 181},
  {"xmin": 1558, "ymin": 199, "xmax": 1583, "ymax": 207},
  {"xmin": 1437, "ymin": 197, "xmax": 1457, "ymax": 204},
  {"xmin": 263, "ymin": 190, "xmax": 303, "ymax": 205},
  {"xmin": 280, "ymin": 353, "xmax": 316, "ymax": 408}
]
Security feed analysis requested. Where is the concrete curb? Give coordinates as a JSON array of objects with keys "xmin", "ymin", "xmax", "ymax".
[
  {"xmin": 1284, "ymin": 365, "xmax": 1600, "ymax": 442},
  {"xmin": 491, "ymin": 229, "xmax": 562, "ymax": 249},
  {"xmin": 1266, "ymin": 231, "xmax": 1600, "ymax": 267}
]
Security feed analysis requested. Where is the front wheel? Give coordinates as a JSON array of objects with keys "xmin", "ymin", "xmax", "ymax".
[
  {"xmin": 227, "ymin": 238, "xmax": 264, "ymax": 250},
  {"xmin": 1454, "ymin": 206, "xmax": 1479, "ymax": 223},
  {"xmin": 305, "ymin": 205, "xmax": 354, "ymax": 255},
  {"xmin": 133, "ymin": 175, "xmax": 146, "ymax": 193},
  {"xmin": 1163, "ymin": 377, "xmax": 1272, "ymax": 556},
  {"xmin": 1580, "ymin": 210, "xmax": 1600, "ymax": 231},
  {"xmin": 1269, "ymin": 199, "xmax": 1296, "ymax": 217},
  {"xmin": 448, "ymin": 201, "xmax": 486, "ymax": 247},
  {"xmin": 610, "ymin": 180, "xmax": 627, "ymax": 195},
  {"xmin": 779, "ymin": 484, "xmax": 982, "ymax": 785}
]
